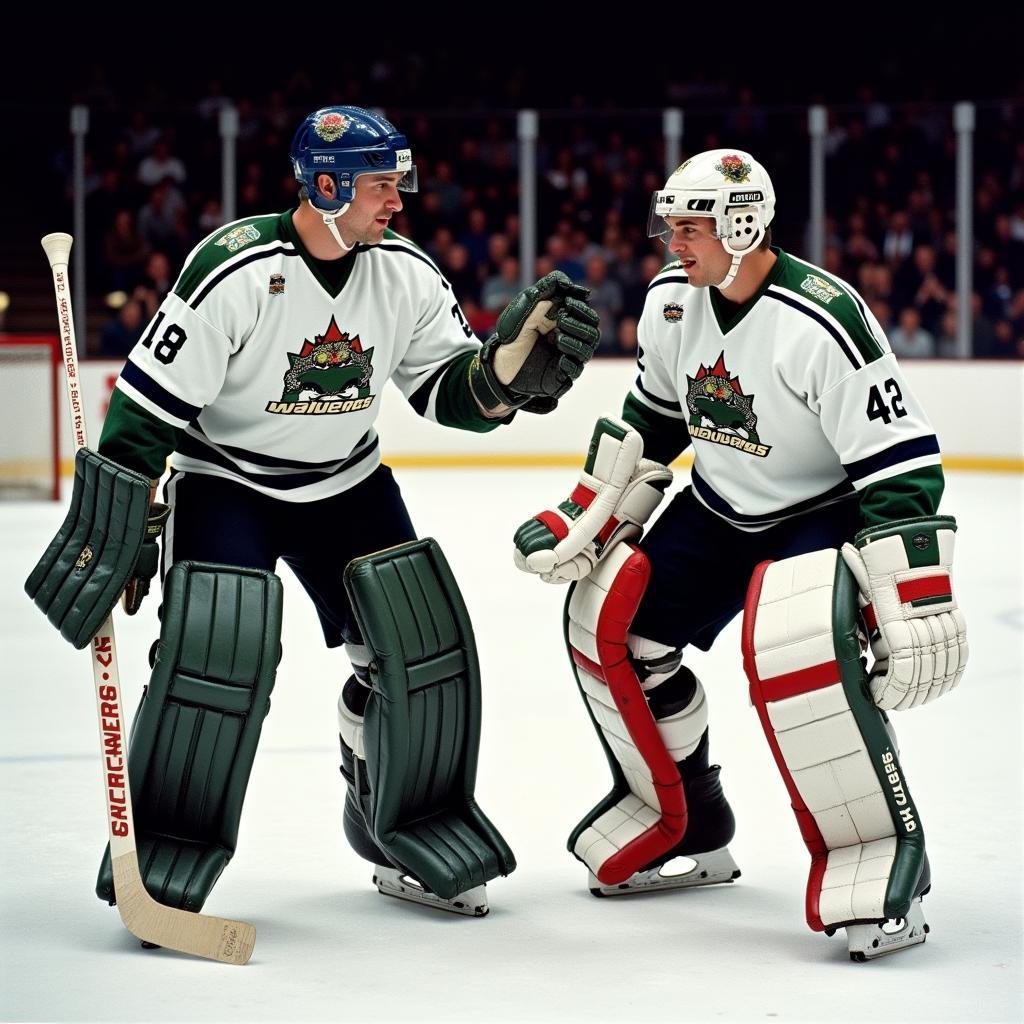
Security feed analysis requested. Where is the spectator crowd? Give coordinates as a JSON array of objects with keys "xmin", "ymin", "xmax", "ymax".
[{"xmin": 56, "ymin": 74, "xmax": 1023, "ymax": 361}]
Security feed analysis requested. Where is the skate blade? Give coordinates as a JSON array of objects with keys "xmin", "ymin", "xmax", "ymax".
[
  {"xmin": 845, "ymin": 897, "xmax": 929, "ymax": 961},
  {"xmin": 589, "ymin": 848, "xmax": 741, "ymax": 897},
  {"xmin": 372, "ymin": 867, "xmax": 489, "ymax": 917}
]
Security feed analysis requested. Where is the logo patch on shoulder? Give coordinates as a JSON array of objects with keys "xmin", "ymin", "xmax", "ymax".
[
  {"xmin": 800, "ymin": 274, "xmax": 842, "ymax": 304},
  {"xmin": 269, "ymin": 273, "xmax": 285, "ymax": 295},
  {"xmin": 216, "ymin": 224, "xmax": 261, "ymax": 253},
  {"xmin": 663, "ymin": 302, "xmax": 685, "ymax": 323}
]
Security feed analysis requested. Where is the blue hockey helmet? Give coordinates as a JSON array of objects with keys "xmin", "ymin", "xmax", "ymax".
[{"xmin": 290, "ymin": 106, "xmax": 418, "ymax": 213}]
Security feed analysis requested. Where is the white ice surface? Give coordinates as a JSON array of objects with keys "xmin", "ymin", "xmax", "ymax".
[{"xmin": 1, "ymin": 468, "xmax": 1021, "ymax": 1023}]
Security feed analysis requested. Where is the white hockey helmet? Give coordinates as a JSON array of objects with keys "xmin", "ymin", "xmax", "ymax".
[{"xmin": 647, "ymin": 149, "xmax": 776, "ymax": 257}]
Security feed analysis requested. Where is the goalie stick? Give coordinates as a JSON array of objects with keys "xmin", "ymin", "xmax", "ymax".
[{"xmin": 41, "ymin": 232, "xmax": 255, "ymax": 965}]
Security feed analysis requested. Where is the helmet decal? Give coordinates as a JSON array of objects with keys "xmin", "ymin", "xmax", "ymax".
[
  {"xmin": 290, "ymin": 105, "xmax": 418, "ymax": 215},
  {"xmin": 647, "ymin": 148, "xmax": 775, "ymax": 269},
  {"xmin": 715, "ymin": 155, "xmax": 752, "ymax": 183},
  {"xmin": 313, "ymin": 111, "xmax": 351, "ymax": 142}
]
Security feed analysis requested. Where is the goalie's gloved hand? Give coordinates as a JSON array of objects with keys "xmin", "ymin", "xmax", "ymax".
[
  {"xmin": 841, "ymin": 515, "xmax": 968, "ymax": 711},
  {"xmin": 513, "ymin": 417, "xmax": 671, "ymax": 583},
  {"xmin": 468, "ymin": 270, "xmax": 600, "ymax": 414},
  {"xmin": 122, "ymin": 502, "xmax": 171, "ymax": 615}
]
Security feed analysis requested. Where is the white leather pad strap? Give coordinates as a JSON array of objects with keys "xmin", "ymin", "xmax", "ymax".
[
  {"xmin": 741, "ymin": 549, "xmax": 927, "ymax": 930},
  {"xmin": 566, "ymin": 544, "xmax": 686, "ymax": 885}
]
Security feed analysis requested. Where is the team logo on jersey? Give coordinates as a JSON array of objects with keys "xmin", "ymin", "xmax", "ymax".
[
  {"xmin": 216, "ymin": 224, "xmax": 261, "ymax": 253},
  {"xmin": 269, "ymin": 273, "xmax": 285, "ymax": 296},
  {"xmin": 663, "ymin": 302, "xmax": 685, "ymax": 323},
  {"xmin": 265, "ymin": 316, "xmax": 376, "ymax": 415},
  {"xmin": 799, "ymin": 274, "xmax": 842, "ymax": 304},
  {"xmin": 314, "ymin": 111, "xmax": 351, "ymax": 141},
  {"xmin": 715, "ymin": 155, "xmax": 752, "ymax": 184},
  {"xmin": 685, "ymin": 351, "xmax": 771, "ymax": 457}
]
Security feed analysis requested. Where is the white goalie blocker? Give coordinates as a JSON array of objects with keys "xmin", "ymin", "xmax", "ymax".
[{"xmin": 742, "ymin": 548, "xmax": 932, "ymax": 960}]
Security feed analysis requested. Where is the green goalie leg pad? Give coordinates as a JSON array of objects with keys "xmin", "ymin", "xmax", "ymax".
[
  {"xmin": 344, "ymin": 538, "xmax": 516, "ymax": 900},
  {"xmin": 96, "ymin": 561, "xmax": 283, "ymax": 911}
]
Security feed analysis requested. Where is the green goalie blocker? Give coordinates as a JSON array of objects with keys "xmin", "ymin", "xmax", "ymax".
[
  {"xmin": 344, "ymin": 539, "xmax": 516, "ymax": 905},
  {"xmin": 97, "ymin": 561, "xmax": 283, "ymax": 911},
  {"xmin": 25, "ymin": 449, "xmax": 151, "ymax": 648}
]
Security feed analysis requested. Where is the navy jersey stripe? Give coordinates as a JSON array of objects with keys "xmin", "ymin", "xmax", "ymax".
[
  {"xmin": 177, "ymin": 431, "xmax": 380, "ymax": 489},
  {"xmin": 691, "ymin": 467, "xmax": 855, "ymax": 525},
  {"xmin": 189, "ymin": 247, "xmax": 301, "ymax": 309},
  {"xmin": 635, "ymin": 374, "xmax": 683, "ymax": 412},
  {"xmin": 186, "ymin": 422, "xmax": 375, "ymax": 472},
  {"xmin": 121, "ymin": 360, "xmax": 203, "ymax": 423},
  {"xmin": 647, "ymin": 274, "xmax": 689, "ymax": 292},
  {"xmin": 407, "ymin": 360, "xmax": 452, "ymax": 416},
  {"xmin": 764, "ymin": 290, "xmax": 860, "ymax": 370},
  {"xmin": 360, "ymin": 242, "xmax": 446, "ymax": 283},
  {"xmin": 843, "ymin": 435, "xmax": 941, "ymax": 482}
]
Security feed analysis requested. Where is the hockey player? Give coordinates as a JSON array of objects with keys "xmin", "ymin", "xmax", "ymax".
[
  {"xmin": 28, "ymin": 105, "xmax": 599, "ymax": 919},
  {"xmin": 513, "ymin": 149, "xmax": 967, "ymax": 959}
]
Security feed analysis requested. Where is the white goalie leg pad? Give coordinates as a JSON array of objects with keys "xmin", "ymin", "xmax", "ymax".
[
  {"xmin": 566, "ymin": 544, "xmax": 689, "ymax": 886},
  {"xmin": 337, "ymin": 642, "xmax": 371, "ymax": 757},
  {"xmin": 742, "ymin": 549, "xmax": 929, "ymax": 955}
]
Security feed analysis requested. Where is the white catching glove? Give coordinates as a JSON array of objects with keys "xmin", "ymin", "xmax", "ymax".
[
  {"xmin": 841, "ymin": 515, "xmax": 968, "ymax": 711},
  {"xmin": 512, "ymin": 417, "xmax": 672, "ymax": 584}
]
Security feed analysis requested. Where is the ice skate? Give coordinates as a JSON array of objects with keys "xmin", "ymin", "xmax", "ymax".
[
  {"xmin": 372, "ymin": 866, "xmax": 489, "ymax": 917},
  {"xmin": 588, "ymin": 846, "xmax": 740, "ymax": 897},
  {"xmin": 840, "ymin": 895, "xmax": 930, "ymax": 961}
]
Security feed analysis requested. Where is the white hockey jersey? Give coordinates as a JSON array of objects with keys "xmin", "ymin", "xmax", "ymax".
[
  {"xmin": 627, "ymin": 249, "xmax": 942, "ymax": 530},
  {"xmin": 112, "ymin": 212, "xmax": 482, "ymax": 501}
]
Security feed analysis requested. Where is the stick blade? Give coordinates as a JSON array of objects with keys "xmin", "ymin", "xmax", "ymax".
[
  {"xmin": 41, "ymin": 232, "xmax": 73, "ymax": 267},
  {"xmin": 112, "ymin": 854, "xmax": 255, "ymax": 965}
]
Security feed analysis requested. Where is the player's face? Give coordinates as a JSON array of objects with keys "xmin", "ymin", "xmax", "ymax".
[
  {"xmin": 664, "ymin": 216, "xmax": 730, "ymax": 288},
  {"xmin": 339, "ymin": 172, "xmax": 405, "ymax": 245}
]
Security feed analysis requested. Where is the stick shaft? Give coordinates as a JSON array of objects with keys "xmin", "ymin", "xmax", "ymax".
[{"xmin": 42, "ymin": 237, "xmax": 254, "ymax": 964}]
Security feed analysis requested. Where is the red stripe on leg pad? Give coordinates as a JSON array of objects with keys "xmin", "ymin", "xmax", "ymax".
[
  {"xmin": 581, "ymin": 547, "xmax": 687, "ymax": 884},
  {"xmin": 760, "ymin": 661, "xmax": 841, "ymax": 703},
  {"xmin": 897, "ymin": 574, "xmax": 951, "ymax": 604},
  {"xmin": 571, "ymin": 647, "xmax": 605, "ymax": 683},
  {"xmin": 863, "ymin": 604, "xmax": 877, "ymax": 632},
  {"xmin": 534, "ymin": 510, "xmax": 568, "ymax": 541},
  {"xmin": 596, "ymin": 517, "xmax": 620, "ymax": 546},
  {"xmin": 570, "ymin": 484, "xmax": 597, "ymax": 509},
  {"xmin": 742, "ymin": 559, "xmax": 830, "ymax": 932}
]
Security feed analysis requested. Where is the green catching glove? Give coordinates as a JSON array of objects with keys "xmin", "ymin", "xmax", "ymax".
[{"xmin": 468, "ymin": 270, "xmax": 600, "ymax": 414}]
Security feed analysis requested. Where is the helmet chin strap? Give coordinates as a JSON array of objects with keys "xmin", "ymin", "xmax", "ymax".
[
  {"xmin": 714, "ymin": 219, "xmax": 765, "ymax": 292},
  {"xmin": 716, "ymin": 252, "xmax": 744, "ymax": 291},
  {"xmin": 308, "ymin": 198, "xmax": 354, "ymax": 254}
]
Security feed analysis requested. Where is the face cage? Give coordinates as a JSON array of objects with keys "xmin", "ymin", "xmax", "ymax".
[{"xmin": 647, "ymin": 191, "xmax": 766, "ymax": 254}]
